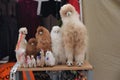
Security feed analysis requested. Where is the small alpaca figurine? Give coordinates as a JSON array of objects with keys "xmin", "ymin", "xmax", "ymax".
[
  {"xmin": 36, "ymin": 55, "xmax": 41, "ymax": 67},
  {"xmin": 16, "ymin": 27, "xmax": 28, "ymax": 50},
  {"xmin": 39, "ymin": 49, "xmax": 45, "ymax": 67},
  {"xmin": 26, "ymin": 55, "xmax": 32, "ymax": 68},
  {"xmin": 45, "ymin": 51, "xmax": 55, "ymax": 66},
  {"xmin": 31, "ymin": 55, "xmax": 36, "ymax": 67},
  {"xmin": 26, "ymin": 38, "xmax": 38, "ymax": 57}
]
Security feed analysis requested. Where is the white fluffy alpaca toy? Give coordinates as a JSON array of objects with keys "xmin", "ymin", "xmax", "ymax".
[
  {"xmin": 51, "ymin": 26, "xmax": 66, "ymax": 64},
  {"xmin": 45, "ymin": 51, "xmax": 55, "ymax": 66},
  {"xmin": 26, "ymin": 55, "xmax": 32, "ymax": 68},
  {"xmin": 16, "ymin": 27, "xmax": 28, "ymax": 50},
  {"xmin": 31, "ymin": 55, "xmax": 36, "ymax": 67}
]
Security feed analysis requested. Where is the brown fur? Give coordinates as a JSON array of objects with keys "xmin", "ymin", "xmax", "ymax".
[
  {"xmin": 60, "ymin": 4, "xmax": 88, "ymax": 66},
  {"xmin": 35, "ymin": 26, "xmax": 51, "ymax": 53},
  {"xmin": 26, "ymin": 38, "xmax": 37, "ymax": 57}
]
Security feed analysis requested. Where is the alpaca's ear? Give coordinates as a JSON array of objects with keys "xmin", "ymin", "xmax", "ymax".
[{"xmin": 37, "ymin": 26, "xmax": 40, "ymax": 31}]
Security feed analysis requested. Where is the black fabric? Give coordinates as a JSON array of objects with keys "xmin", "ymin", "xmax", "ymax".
[
  {"xmin": 40, "ymin": 0, "xmax": 67, "ymax": 32},
  {"xmin": 0, "ymin": 16, "xmax": 18, "ymax": 61},
  {"xmin": 0, "ymin": 0, "xmax": 16, "ymax": 16},
  {"xmin": 16, "ymin": 0, "xmax": 40, "ymax": 40},
  {"xmin": 41, "ymin": 14, "xmax": 59, "ymax": 31},
  {"xmin": 40, "ymin": 0, "xmax": 61, "ymax": 19}
]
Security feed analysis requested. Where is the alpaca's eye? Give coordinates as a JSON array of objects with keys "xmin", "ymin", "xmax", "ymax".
[
  {"xmin": 31, "ymin": 43, "xmax": 34, "ymax": 45},
  {"xmin": 39, "ymin": 32, "xmax": 43, "ymax": 34}
]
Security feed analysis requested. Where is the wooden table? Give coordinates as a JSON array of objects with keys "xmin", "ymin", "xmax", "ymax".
[
  {"xmin": 10, "ymin": 61, "xmax": 93, "ymax": 80},
  {"xmin": 17, "ymin": 61, "xmax": 93, "ymax": 71}
]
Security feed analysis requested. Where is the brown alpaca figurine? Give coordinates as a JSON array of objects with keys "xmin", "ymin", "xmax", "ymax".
[
  {"xmin": 35, "ymin": 26, "xmax": 51, "ymax": 53},
  {"xmin": 26, "ymin": 38, "xmax": 38, "ymax": 57}
]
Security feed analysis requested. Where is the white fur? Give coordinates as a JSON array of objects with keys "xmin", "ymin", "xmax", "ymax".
[
  {"xmin": 16, "ymin": 27, "xmax": 28, "ymax": 50},
  {"xmin": 36, "ymin": 55, "xmax": 41, "ymax": 67},
  {"xmin": 45, "ymin": 51, "xmax": 55, "ymax": 66},
  {"xmin": 26, "ymin": 55, "xmax": 32, "ymax": 68},
  {"xmin": 51, "ymin": 26, "xmax": 66, "ymax": 64},
  {"xmin": 60, "ymin": 4, "xmax": 88, "ymax": 66},
  {"xmin": 31, "ymin": 55, "xmax": 36, "ymax": 67},
  {"xmin": 15, "ymin": 48, "xmax": 26, "ymax": 67},
  {"xmin": 15, "ymin": 48, "xmax": 25, "ymax": 62}
]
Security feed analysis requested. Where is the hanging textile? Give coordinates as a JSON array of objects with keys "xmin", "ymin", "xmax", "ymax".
[
  {"xmin": 34, "ymin": 0, "xmax": 49, "ymax": 15},
  {"xmin": 42, "ymin": 14, "xmax": 59, "ymax": 31},
  {"xmin": 17, "ymin": 0, "xmax": 40, "ymax": 40},
  {"xmin": 67, "ymin": 0, "xmax": 80, "ymax": 14},
  {"xmin": 0, "ymin": 16, "xmax": 18, "ymax": 61},
  {"xmin": 40, "ymin": 0, "xmax": 61, "ymax": 19},
  {"xmin": 0, "ymin": 62, "xmax": 15, "ymax": 80},
  {"xmin": 0, "ymin": 0, "xmax": 16, "ymax": 16},
  {"xmin": 40, "ymin": 0, "xmax": 66, "ymax": 31},
  {"xmin": 0, "ymin": 0, "xmax": 18, "ymax": 61}
]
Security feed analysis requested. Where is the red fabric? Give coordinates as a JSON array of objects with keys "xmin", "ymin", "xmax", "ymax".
[
  {"xmin": 67, "ymin": 0, "xmax": 80, "ymax": 14},
  {"xmin": 0, "ymin": 63, "xmax": 15, "ymax": 80}
]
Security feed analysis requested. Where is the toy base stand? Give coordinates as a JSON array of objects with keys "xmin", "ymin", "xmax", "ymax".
[{"xmin": 10, "ymin": 61, "xmax": 93, "ymax": 80}]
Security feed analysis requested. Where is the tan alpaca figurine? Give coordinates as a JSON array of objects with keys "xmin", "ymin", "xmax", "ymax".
[
  {"xmin": 39, "ymin": 49, "xmax": 45, "ymax": 67},
  {"xmin": 60, "ymin": 4, "xmax": 88, "ymax": 66},
  {"xmin": 31, "ymin": 55, "xmax": 36, "ymax": 67}
]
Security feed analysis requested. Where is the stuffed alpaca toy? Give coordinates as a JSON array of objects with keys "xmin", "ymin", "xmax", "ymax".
[
  {"xmin": 39, "ymin": 49, "xmax": 45, "ymax": 67},
  {"xmin": 60, "ymin": 4, "xmax": 88, "ymax": 66},
  {"xmin": 26, "ymin": 38, "xmax": 38, "ymax": 58},
  {"xmin": 45, "ymin": 51, "xmax": 55, "ymax": 66},
  {"xmin": 36, "ymin": 55, "xmax": 41, "ymax": 67},
  {"xmin": 50, "ymin": 26, "xmax": 66, "ymax": 64},
  {"xmin": 31, "ymin": 55, "xmax": 36, "ymax": 67},
  {"xmin": 26, "ymin": 55, "xmax": 32, "ymax": 68},
  {"xmin": 35, "ymin": 26, "xmax": 51, "ymax": 53},
  {"xmin": 16, "ymin": 27, "xmax": 28, "ymax": 50},
  {"xmin": 15, "ymin": 48, "xmax": 26, "ymax": 67}
]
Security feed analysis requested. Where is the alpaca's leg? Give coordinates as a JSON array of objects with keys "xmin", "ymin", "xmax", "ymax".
[
  {"xmin": 64, "ymin": 40, "xmax": 74, "ymax": 66},
  {"xmin": 75, "ymin": 44, "xmax": 86, "ymax": 66},
  {"xmin": 65, "ymin": 46, "xmax": 74, "ymax": 66},
  {"xmin": 62, "ymin": 31, "xmax": 74, "ymax": 66}
]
